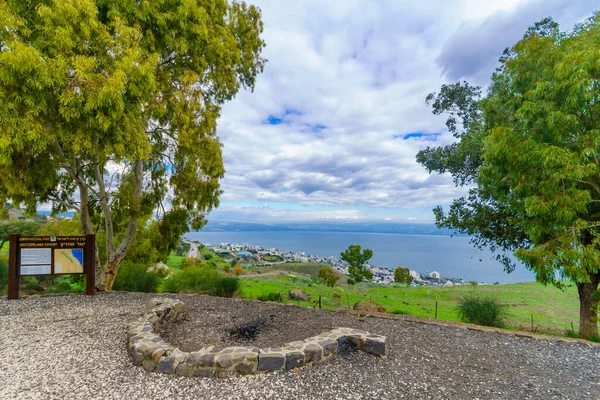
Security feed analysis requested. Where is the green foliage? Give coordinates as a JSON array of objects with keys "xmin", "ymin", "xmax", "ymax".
[
  {"xmin": 394, "ymin": 266, "xmax": 414, "ymax": 285},
  {"xmin": 0, "ymin": 256, "xmax": 7, "ymax": 292},
  {"xmin": 163, "ymin": 267, "xmax": 221, "ymax": 293},
  {"xmin": 210, "ymin": 277, "xmax": 239, "ymax": 298},
  {"xmin": 0, "ymin": 0, "xmax": 266, "ymax": 290},
  {"xmin": 38, "ymin": 216, "xmax": 82, "ymax": 237},
  {"xmin": 175, "ymin": 241, "xmax": 191, "ymax": 257},
  {"xmin": 112, "ymin": 261, "xmax": 162, "ymax": 293},
  {"xmin": 318, "ymin": 265, "xmax": 340, "ymax": 287},
  {"xmin": 391, "ymin": 309, "xmax": 409, "ymax": 315},
  {"xmin": 179, "ymin": 257, "xmax": 203, "ymax": 270},
  {"xmin": 257, "ymin": 291, "xmax": 284, "ymax": 302},
  {"xmin": 340, "ymin": 244, "xmax": 374, "ymax": 283},
  {"xmin": 0, "ymin": 219, "xmax": 40, "ymax": 249},
  {"xmin": 456, "ymin": 295, "xmax": 509, "ymax": 328},
  {"xmin": 223, "ymin": 264, "xmax": 231, "ymax": 273},
  {"xmin": 417, "ymin": 12, "xmax": 600, "ymax": 337},
  {"xmin": 347, "ymin": 277, "xmax": 355, "ymax": 285}
]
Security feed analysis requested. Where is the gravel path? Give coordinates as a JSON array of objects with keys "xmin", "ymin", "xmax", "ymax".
[{"xmin": 1, "ymin": 292, "xmax": 599, "ymax": 400}]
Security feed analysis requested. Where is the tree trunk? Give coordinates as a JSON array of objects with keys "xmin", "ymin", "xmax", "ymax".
[{"xmin": 576, "ymin": 272, "xmax": 599, "ymax": 338}]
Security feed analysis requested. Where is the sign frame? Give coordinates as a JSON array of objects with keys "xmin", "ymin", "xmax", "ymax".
[{"xmin": 8, "ymin": 234, "xmax": 95, "ymax": 300}]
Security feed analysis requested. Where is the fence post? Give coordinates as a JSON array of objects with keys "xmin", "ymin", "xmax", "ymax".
[
  {"xmin": 435, "ymin": 301, "xmax": 438, "ymax": 319},
  {"xmin": 346, "ymin": 293, "xmax": 350, "ymax": 310},
  {"xmin": 319, "ymin": 295, "xmax": 322, "ymax": 309}
]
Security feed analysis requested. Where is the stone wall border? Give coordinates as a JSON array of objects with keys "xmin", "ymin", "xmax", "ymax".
[{"xmin": 127, "ymin": 298, "xmax": 387, "ymax": 377}]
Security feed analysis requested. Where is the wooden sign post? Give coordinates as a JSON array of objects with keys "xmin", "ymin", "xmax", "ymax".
[{"xmin": 7, "ymin": 234, "xmax": 95, "ymax": 300}]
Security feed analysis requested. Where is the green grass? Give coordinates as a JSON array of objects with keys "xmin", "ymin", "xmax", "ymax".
[
  {"xmin": 276, "ymin": 262, "xmax": 331, "ymax": 277},
  {"xmin": 166, "ymin": 253, "xmax": 185, "ymax": 270},
  {"xmin": 0, "ymin": 242, "xmax": 9, "ymax": 253},
  {"xmin": 238, "ymin": 274, "xmax": 581, "ymax": 335}
]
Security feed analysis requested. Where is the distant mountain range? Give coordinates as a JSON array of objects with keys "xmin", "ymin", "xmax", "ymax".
[
  {"xmin": 29, "ymin": 209, "xmax": 461, "ymax": 236},
  {"xmin": 200, "ymin": 221, "xmax": 463, "ymax": 236}
]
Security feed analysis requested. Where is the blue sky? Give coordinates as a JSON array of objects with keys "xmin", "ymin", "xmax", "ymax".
[{"xmin": 206, "ymin": 0, "xmax": 598, "ymax": 224}]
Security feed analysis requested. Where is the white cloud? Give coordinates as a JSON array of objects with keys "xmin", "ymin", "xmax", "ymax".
[{"xmin": 209, "ymin": 0, "xmax": 598, "ymax": 222}]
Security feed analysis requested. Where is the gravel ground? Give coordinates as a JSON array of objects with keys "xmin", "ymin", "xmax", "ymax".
[{"xmin": 1, "ymin": 292, "xmax": 599, "ymax": 400}]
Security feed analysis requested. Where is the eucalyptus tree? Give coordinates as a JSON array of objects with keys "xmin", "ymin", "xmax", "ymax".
[
  {"xmin": 418, "ymin": 14, "xmax": 600, "ymax": 337},
  {"xmin": 0, "ymin": 0, "xmax": 266, "ymax": 290}
]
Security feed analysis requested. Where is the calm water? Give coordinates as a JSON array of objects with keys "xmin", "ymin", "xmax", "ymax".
[{"xmin": 183, "ymin": 231, "xmax": 535, "ymax": 284}]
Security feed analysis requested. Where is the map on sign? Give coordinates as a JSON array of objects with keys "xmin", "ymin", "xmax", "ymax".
[{"xmin": 54, "ymin": 248, "xmax": 84, "ymax": 274}]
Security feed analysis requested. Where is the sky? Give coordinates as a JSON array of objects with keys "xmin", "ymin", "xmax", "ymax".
[{"xmin": 208, "ymin": 0, "xmax": 599, "ymax": 224}]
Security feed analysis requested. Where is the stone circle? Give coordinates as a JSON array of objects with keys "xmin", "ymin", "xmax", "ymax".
[{"xmin": 127, "ymin": 297, "xmax": 388, "ymax": 377}]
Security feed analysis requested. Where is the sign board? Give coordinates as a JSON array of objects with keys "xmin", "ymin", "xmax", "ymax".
[{"xmin": 8, "ymin": 234, "xmax": 95, "ymax": 300}]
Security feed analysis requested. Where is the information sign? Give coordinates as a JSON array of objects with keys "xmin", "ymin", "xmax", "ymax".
[{"xmin": 8, "ymin": 234, "xmax": 95, "ymax": 299}]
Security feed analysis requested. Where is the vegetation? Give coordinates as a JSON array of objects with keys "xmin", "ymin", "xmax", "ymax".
[
  {"xmin": 318, "ymin": 265, "xmax": 340, "ymax": 287},
  {"xmin": 340, "ymin": 244, "xmax": 374, "ymax": 283},
  {"xmin": 234, "ymin": 264, "xmax": 244, "ymax": 276},
  {"xmin": 0, "ymin": 255, "xmax": 7, "ymax": 292},
  {"xmin": 0, "ymin": 1, "xmax": 266, "ymax": 291},
  {"xmin": 456, "ymin": 295, "xmax": 509, "ymax": 328},
  {"xmin": 210, "ymin": 277, "xmax": 240, "ymax": 298},
  {"xmin": 257, "ymin": 291, "xmax": 284, "ymax": 302},
  {"xmin": 112, "ymin": 261, "xmax": 162, "ymax": 293},
  {"xmin": 394, "ymin": 266, "xmax": 413, "ymax": 285},
  {"xmin": 163, "ymin": 267, "xmax": 222, "ymax": 294},
  {"xmin": 417, "ymin": 14, "xmax": 600, "ymax": 338},
  {"xmin": 0, "ymin": 220, "xmax": 39, "ymax": 249}
]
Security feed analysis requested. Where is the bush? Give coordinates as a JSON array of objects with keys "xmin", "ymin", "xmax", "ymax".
[
  {"xmin": 210, "ymin": 277, "xmax": 239, "ymax": 298},
  {"xmin": 113, "ymin": 261, "xmax": 162, "ymax": 293},
  {"xmin": 163, "ymin": 267, "xmax": 221, "ymax": 293},
  {"xmin": 234, "ymin": 264, "xmax": 243, "ymax": 276},
  {"xmin": 318, "ymin": 265, "xmax": 340, "ymax": 287},
  {"xmin": 391, "ymin": 309, "xmax": 409, "ymax": 315},
  {"xmin": 179, "ymin": 257, "xmax": 203, "ymax": 270},
  {"xmin": 456, "ymin": 295, "xmax": 508, "ymax": 328},
  {"xmin": 257, "ymin": 291, "xmax": 283, "ymax": 302},
  {"xmin": 346, "ymin": 277, "xmax": 355, "ymax": 285},
  {"xmin": 0, "ymin": 256, "xmax": 8, "ymax": 292},
  {"xmin": 223, "ymin": 264, "xmax": 231, "ymax": 273}
]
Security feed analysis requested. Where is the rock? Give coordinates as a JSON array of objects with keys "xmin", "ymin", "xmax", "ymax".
[
  {"xmin": 304, "ymin": 343, "xmax": 323, "ymax": 363},
  {"xmin": 156, "ymin": 356, "xmax": 176, "ymax": 374},
  {"xmin": 258, "ymin": 353, "xmax": 285, "ymax": 371},
  {"xmin": 288, "ymin": 289, "xmax": 311, "ymax": 301},
  {"xmin": 353, "ymin": 301, "xmax": 386, "ymax": 313},
  {"xmin": 364, "ymin": 335, "xmax": 387, "ymax": 356},
  {"xmin": 332, "ymin": 293, "xmax": 341, "ymax": 298},
  {"xmin": 147, "ymin": 262, "xmax": 170, "ymax": 278},
  {"xmin": 284, "ymin": 350, "xmax": 305, "ymax": 370}
]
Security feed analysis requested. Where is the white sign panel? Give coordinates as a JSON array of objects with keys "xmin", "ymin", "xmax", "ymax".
[
  {"xmin": 21, "ymin": 248, "xmax": 52, "ymax": 266},
  {"xmin": 21, "ymin": 265, "xmax": 51, "ymax": 275}
]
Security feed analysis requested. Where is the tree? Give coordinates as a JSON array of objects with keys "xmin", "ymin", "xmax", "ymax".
[
  {"xmin": 0, "ymin": 1, "xmax": 266, "ymax": 290},
  {"xmin": 394, "ymin": 266, "xmax": 413, "ymax": 285},
  {"xmin": 0, "ymin": 220, "xmax": 40, "ymax": 250},
  {"xmin": 417, "ymin": 14, "xmax": 600, "ymax": 338},
  {"xmin": 318, "ymin": 265, "xmax": 340, "ymax": 287},
  {"xmin": 340, "ymin": 244, "xmax": 374, "ymax": 283}
]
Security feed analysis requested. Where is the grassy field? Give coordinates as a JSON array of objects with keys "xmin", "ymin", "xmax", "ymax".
[{"xmin": 237, "ymin": 265, "xmax": 581, "ymax": 336}]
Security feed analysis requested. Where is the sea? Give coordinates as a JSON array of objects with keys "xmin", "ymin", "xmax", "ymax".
[{"xmin": 183, "ymin": 231, "xmax": 535, "ymax": 284}]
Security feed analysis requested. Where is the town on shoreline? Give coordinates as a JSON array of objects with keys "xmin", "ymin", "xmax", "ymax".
[{"xmin": 193, "ymin": 240, "xmax": 482, "ymax": 287}]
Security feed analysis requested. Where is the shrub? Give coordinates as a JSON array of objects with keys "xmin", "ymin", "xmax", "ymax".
[
  {"xmin": 318, "ymin": 265, "xmax": 340, "ymax": 287},
  {"xmin": 0, "ymin": 256, "xmax": 8, "ymax": 292},
  {"xmin": 163, "ymin": 267, "xmax": 221, "ymax": 293},
  {"xmin": 469, "ymin": 280, "xmax": 479, "ymax": 286},
  {"xmin": 223, "ymin": 264, "xmax": 231, "ymax": 273},
  {"xmin": 391, "ymin": 309, "xmax": 409, "ymax": 315},
  {"xmin": 456, "ymin": 295, "xmax": 508, "ymax": 328},
  {"xmin": 179, "ymin": 257, "xmax": 203, "ymax": 270},
  {"xmin": 346, "ymin": 277, "xmax": 355, "ymax": 285},
  {"xmin": 234, "ymin": 264, "xmax": 243, "ymax": 276},
  {"xmin": 210, "ymin": 277, "xmax": 239, "ymax": 298},
  {"xmin": 258, "ymin": 291, "xmax": 283, "ymax": 302},
  {"xmin": 112, "ymin": 261, "xmax": 162, "ymax": 293},
  {"xmin": 46, "ymin": 280, "xmax": 74, "ymax": 294}
]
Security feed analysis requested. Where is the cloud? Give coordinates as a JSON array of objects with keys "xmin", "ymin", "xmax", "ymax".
[
  {"xmin": 207, "ymin": 0, "xmax": 599, "ymax": 223},
  {"xmin": 437, "ymin": 0, "xmax": 598, "ymax": 83}
]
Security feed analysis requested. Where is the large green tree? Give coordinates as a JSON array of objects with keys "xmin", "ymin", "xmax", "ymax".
[
  {"xmin": 0, "ymin": 219, "xmax": 39, "ymax": 250},
  {"xmin": 0, "ymin": 0, "xmax": 265, "ymax": 290},
  {"xmin": 418, "ymin": 14, "xmax": 600, "ymax": 337},
  {"xmin": 340, "ymin": 244, "xmax": 374, "ymax": 283}
]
